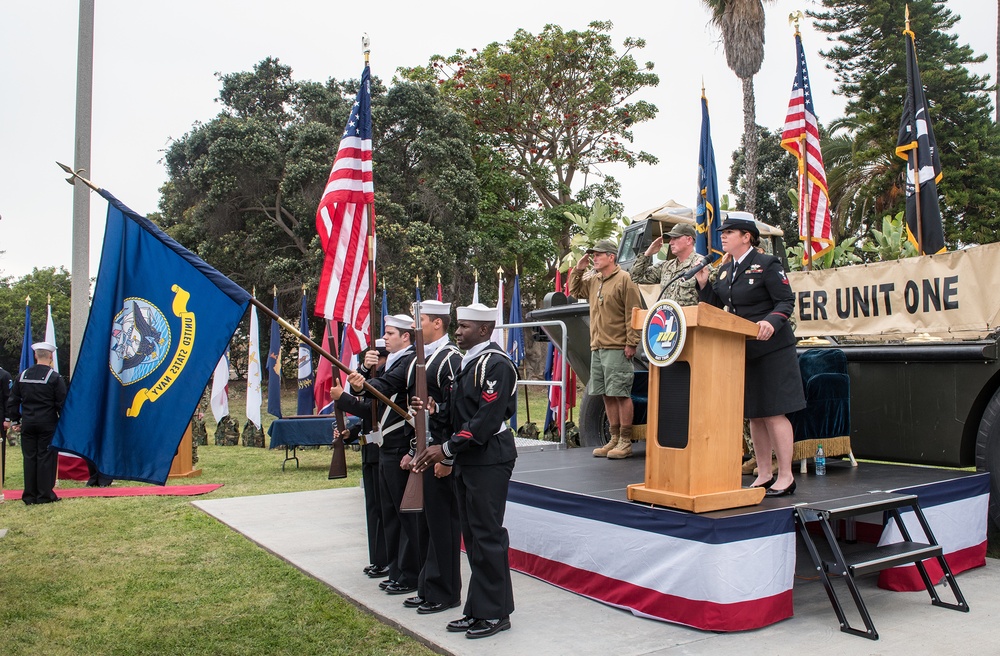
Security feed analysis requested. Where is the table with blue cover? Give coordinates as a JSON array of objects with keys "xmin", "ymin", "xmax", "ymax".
[{"xmin": 267, "ymin": 415, "xmax": 361, "ymax": 470}]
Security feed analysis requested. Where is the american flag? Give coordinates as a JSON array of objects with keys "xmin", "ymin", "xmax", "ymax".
[
  {"xmin": 781, "ymin": 33, "xmax": 833, "ymax": 262},
  {"xmin": 316, "ymin": 65, "xmax": 374, "ymax": 350}
]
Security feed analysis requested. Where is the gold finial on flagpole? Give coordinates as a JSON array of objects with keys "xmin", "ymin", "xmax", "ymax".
[
  {"xmin": 302, "ymin": 283, "xmax": 307, "ymax": 295},
  {"xmin": 701, "ymin": 76, "xmax": 705, "ymax": 99},
  {"xmin": 363, "ymin": 33, "xmax": 370, "ymax": 65},
  {"xmin": 415, "ymin": 275, "xmax": 421, "ymax": 295},
  {"xmin": 252, "ymin": 286, "xmax": 256, "ymax": 298},
  {"xmin": 273, "ymin": 285, "xmax": 277, "ymax": 297},
  {"xmin": 56, "ymin": 161, "xmax": 102, "ymax": 192},
  {"xmin": 25, "ymin": 295, "xmax": 31, "ymax": 305},
  {"xmin": 497, "ymin": 266, "xmax": 503, "ymax": 281},
  {"xmin": 48, "ymin": 293, "xmax": 51, "ymax": 305},
  {"xmin": 514, "ymin": 261, "xmax": 518, "ymax": 276},
  {"xmin": 474, "ymin": 268, "xmax": 479, "ymax": 283},
  {"xmin": 789, "ymin": 10, "xmax": 804, "ymax": 34},
  {"xmin": 905, "ymin": 4, "xmax": 911, "ymax": 31},
  {"xmin": 437, "ymin": 271, "xmax": 441, "ymax": 284}
]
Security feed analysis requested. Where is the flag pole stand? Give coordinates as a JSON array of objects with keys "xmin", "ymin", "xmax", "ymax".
[{"xmin": 168, "ymin": 423, "xmax": 202, "ymax": 478}]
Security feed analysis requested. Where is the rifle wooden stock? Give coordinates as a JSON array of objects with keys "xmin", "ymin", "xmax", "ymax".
[
  {"xmin": 400, "ymin": 304, "xmax": 428, "ymax": 513},
  {"xmin": 327, "ymin": 321, "xmax": 348, "ymax": 480}
]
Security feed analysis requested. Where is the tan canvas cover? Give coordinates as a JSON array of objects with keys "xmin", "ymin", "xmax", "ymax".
[{"xmin": 786, "ymin": 242, "xmax": 1000, "ymax": 337}]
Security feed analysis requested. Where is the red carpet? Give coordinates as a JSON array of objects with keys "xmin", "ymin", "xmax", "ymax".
[{"xmin": 3, "ymin": 483, "xmax": 223, "ymax": 500}]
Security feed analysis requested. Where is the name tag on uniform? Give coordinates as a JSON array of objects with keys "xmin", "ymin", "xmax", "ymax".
[{"xmin": 366, "ymin": 430, "xmax": 383, "ymax": 447}]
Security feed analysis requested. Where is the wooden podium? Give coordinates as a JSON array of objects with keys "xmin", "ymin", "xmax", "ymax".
[
  {"xmin": 168, "ymin": 423, "xmax": 202, "ymax": 479},
  {"xmin": 627, "ymin": 302, "xmax": 763, "ymax": 512}
]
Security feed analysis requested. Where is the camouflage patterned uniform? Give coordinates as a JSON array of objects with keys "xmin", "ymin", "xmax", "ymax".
[
  {"xmin": 242, "ymin": 420, "xmax": 264, "ymax": 448},
  {"xmin": 630, "ymin": 250, "xmax": 703, "ymax": 306},
  {"xmin": 214, "ymin": 415, "xmax": 240, "ymax": 446}
]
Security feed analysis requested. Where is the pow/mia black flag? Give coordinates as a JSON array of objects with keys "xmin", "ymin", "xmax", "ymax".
[{"xmin": 895, "ymin": 24, "xmax": 946, "ymax": 255}]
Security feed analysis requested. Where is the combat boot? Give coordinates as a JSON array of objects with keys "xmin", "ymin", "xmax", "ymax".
[
  {"xmin": 607, "ymin": 426, "xmax": 633, "ymax": 459},
  {"xmin": 592, "ymin": 425, "xmax": 620, "ymax": 457}
]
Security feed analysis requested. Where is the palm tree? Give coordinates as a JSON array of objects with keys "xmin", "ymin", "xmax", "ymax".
[{"xmin": 703, "ymin": 0, "xmax": 775, "ymax": 214}]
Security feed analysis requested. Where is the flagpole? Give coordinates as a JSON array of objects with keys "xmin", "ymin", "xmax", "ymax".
[
  {"xmin": 250, "ymin": 296, "xmax": 410, "ymax": 420},
  {"xmin": 905, "ymin": 9, "xmax": 924, "ymax": 255}
]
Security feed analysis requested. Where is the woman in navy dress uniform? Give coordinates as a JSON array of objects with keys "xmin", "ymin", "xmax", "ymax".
[{"xmin": 694, "ymin": 214, "xmax": 805, "ymax": 497}]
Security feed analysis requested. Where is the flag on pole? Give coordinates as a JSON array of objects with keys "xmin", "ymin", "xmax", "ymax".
[
  {"xmin": 696, "ymin": 91, "xmax": 723, "ymax": 259},
  {"xmin": 246, "ymin": 301, "xmax": 263, "ymax": 429},
  {"xmin": 380, "ymin": 286, "xmax": 388, "ymax": 335},
  {"xmin": 781, "ymin": 31, "xmax": 834, "ymax": 262},
  {"xmin": 45, "ymin": 300, "xmax": 59, "ymax": 374},
  {"xmin": 52, "ymin": 190, "xmax": 251, "ymax": 484},
  {"xmin": 314, "ymin": 321, "xmax": 334, "ymax": 413},
  {"xmin": 544, "ymin": 270, "xmax": 565, "ymax": 434},
  {"xmin": 316, "ymin": 64, "xmax": 375, "ymax": 351},
  {"xmin": 895, "ymin": 22, "xmax": 946, "ymax": 255},
  {"xmin": 19, "ymin": 297, "xmax": 34, "ymax": 374},
  {"xmin": 211, "ymin": 350, "xmax": 230, "ymax": 423},
  {"xmin": 506, "ymin": 273, "xmax": 525, "ymax": 431},
  {"xmin": 472, "ymin": 275, "xmax": 480, "ymax": 304},
  {"xmin": 297, "ymin": 291, "xmax": 314, "ymax": 415},
  {"xmin": 492, "ymin": 271, "xmax": 504, "ymax": 346},
  {"xmin": 266, "ymin": 295, "xmax": 282, "ymax": 418}
]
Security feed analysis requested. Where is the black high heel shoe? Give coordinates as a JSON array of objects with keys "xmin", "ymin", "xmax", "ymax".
[
  {"xmin": 765, "ymin": 480, "xmax": 796, "ymax": 497},
  {"xmin": 749, "ymin": 476, "xmax": 775, "ymax": 489}
]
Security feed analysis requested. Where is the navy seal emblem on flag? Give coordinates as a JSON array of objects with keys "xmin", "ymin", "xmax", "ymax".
[
  {"xmin": 642, "ymin": 299, "xmax": 687, "ymax": 367},
  {"xmin": 110, "ymin": 297, "xmax": 171, "ymax": 385}
]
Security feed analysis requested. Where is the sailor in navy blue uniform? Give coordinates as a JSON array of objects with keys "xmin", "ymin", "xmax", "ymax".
[
  {"xmin": 330, "ymin": 339, "xmax": 389, "ymax": 579},
  {"xmin": 695, "ymin": 214, "xmax": 805, "ymax": 497},
  {"xmin": 402, "ymin": 300, "xmax": 464, "ymax": 615},
  {"xmin": 4, "ymin": 342, "xmax": 66, "ymax": 505},
  {"xmin": 347, "ymin": 315, "xmax": 419, "ymax": 594},
  {"xmin": 412, "ymin": 302, "xmax": 517, "ymax": 639}
]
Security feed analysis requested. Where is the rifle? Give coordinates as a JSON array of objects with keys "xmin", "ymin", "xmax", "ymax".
[
  {"xmin": 400, "ymin": 301, "xmax": 427, "ymax": 512},
  {"xmin": 326, "ymin": 320, "xmax": 348, "ymax": 480}
]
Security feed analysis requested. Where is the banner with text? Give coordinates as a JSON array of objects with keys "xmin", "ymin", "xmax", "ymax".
[{"xmin": 786, "ymin": 242, "xmax": 1000, "ymax": 337}]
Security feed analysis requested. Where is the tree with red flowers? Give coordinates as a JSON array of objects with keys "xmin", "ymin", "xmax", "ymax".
[{"xmin": 402, "ymin": 21, "xmax": 659, "ymax": 255}]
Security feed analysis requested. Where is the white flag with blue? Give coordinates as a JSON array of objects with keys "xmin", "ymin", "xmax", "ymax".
[{"xmin": 52, "ymin": 190, "xmax": 251, "ymax": 484}]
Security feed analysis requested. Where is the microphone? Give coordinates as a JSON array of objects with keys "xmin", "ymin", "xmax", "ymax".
[
  {"xmin": 681, "ymin": 252, "xmax": 720, "ymax": 280},
  {"xmin": 656, "ymin": 252, "xmax": 721, "ymax": 302}
]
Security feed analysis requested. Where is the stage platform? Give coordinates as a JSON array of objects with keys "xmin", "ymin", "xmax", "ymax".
[{"xmin": 505, "ymin": 443, "xmax": 989, "ymax": 632}]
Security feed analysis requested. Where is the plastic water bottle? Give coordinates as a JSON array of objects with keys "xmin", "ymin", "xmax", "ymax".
[{"xmin": 815, "ymin": 444, "xmax": 826, "ymax": 476}]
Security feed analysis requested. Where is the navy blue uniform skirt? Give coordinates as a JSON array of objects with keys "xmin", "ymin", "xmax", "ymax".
[{"xmin": 744, "ymin": 344, "xmax": 806, "ymax": 419}]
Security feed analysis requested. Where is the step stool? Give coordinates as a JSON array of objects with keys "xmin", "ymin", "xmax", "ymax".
[{"xmin": 795, "ymin": 491, "xmax": 969, "ymax": 639}]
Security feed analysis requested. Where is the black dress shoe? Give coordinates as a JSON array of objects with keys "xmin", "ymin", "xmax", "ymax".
[
  {"xmin": 362, "ymin": 564, "xmax": 377, "ymax": 575},
  {"xmin": 384, "ymin": 582, "xmax": 417, "ymax": 595},
  {"xmin": 366, "ymin": 565, "xmax": 390, "ymax": 578},
  {"xmin": 417, "ymin": 600, "xmax": 461, "ymax": 615},
  {"xmin": 446, "ymin": 616, "xmax": 478, "ymax": 632},
  {"xmin": 749, "ymin": 477, "xmax": 775, "ymax": 489},
  {"xmin": 466, "ymin": 617, "xmax": 511, "ymax": 639},
  {"xmin": 402, "ymin": 595, "xmax": 425, "ymax": 608},
  {"xmin": 378, "ymin": 579, "xmax": 396, "ymax": 590},
  {"xmin": 765, "ymin": 480, "xmax": 797, "ymax": 497}
]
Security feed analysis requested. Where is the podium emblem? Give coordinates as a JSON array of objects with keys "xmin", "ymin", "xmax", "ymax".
[{"xmin": 642, "ymin": 299, "xmax": 687, "ymax": 367}]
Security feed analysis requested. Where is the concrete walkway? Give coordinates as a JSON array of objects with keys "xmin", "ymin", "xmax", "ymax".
[{"xmin": 194, "ymin": 487, "xmax": 999, "ymax": 655}]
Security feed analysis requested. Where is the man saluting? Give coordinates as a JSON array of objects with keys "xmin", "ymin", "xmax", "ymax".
[{"xmin": 412, "ymin": 302, "xmax": 517, "ymax": 639}]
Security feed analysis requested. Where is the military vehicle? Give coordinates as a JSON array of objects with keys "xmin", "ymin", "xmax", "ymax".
[{"xmin": 529, "ymin": 200, "xmax": 1000, "ymax": 532}]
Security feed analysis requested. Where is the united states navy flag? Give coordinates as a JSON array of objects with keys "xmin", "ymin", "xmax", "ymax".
[
  {"xmin": 52, "ymin": 190, "xmax": 251, "ymax": 484},
  {"xmin": 696, "ymin": 92, "xmax": 723, "ymax": 259}
]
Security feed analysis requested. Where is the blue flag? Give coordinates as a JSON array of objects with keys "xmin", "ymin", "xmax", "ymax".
[
  {"xmin": 506, "ymin": 274, "xmax": 525, "ymax": 430},
  {"xmin": 542, "ymin": 340, "xmax": 555, "ymax": 433},
  {"xmin": 696, "ymin": 93, "xmax": 723, "ymax": 259},
  {"xmin": 266, "ymin": 295, "xmax": 282, "ymax": 418},
  {"xmin": 19, "ymin": 300, "xmax": 34, "ymax": 374},
  {"xmin": 52, "ymin": 190, "xmax": 251, "ymax": 484},
  {"xmin": 296, "ymin": 292, "xmax": 314, "ymax": 415}
]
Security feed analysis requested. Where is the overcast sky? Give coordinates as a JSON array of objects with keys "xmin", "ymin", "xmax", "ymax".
[{"xmin": 0, "ymin": 0, "xmax": 995, "ymax": 281}]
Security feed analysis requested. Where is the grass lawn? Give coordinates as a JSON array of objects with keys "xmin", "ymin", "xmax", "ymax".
[{"xmin": 0, "ymin": 383, "xmax": 434, "ymax": 656}]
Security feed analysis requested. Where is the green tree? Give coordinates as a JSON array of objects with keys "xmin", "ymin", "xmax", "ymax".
[
  {"xmin": 0, "ymin": 268, "xmax": 73, "ymax": 375},
  {"xmin": 402, "ymin": 20, "xmax": 659, "ymax": 255},
  {"xmin": 728, "ymin": 125, "xmax": 799, "ymax": 237},
  {"xmin": 703, "ymin": 0, "xmax": 777, "ymax": 214},
  {"xmin": 812, "ymin": 0, "xmax": 1000, "ymax": 245}
]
